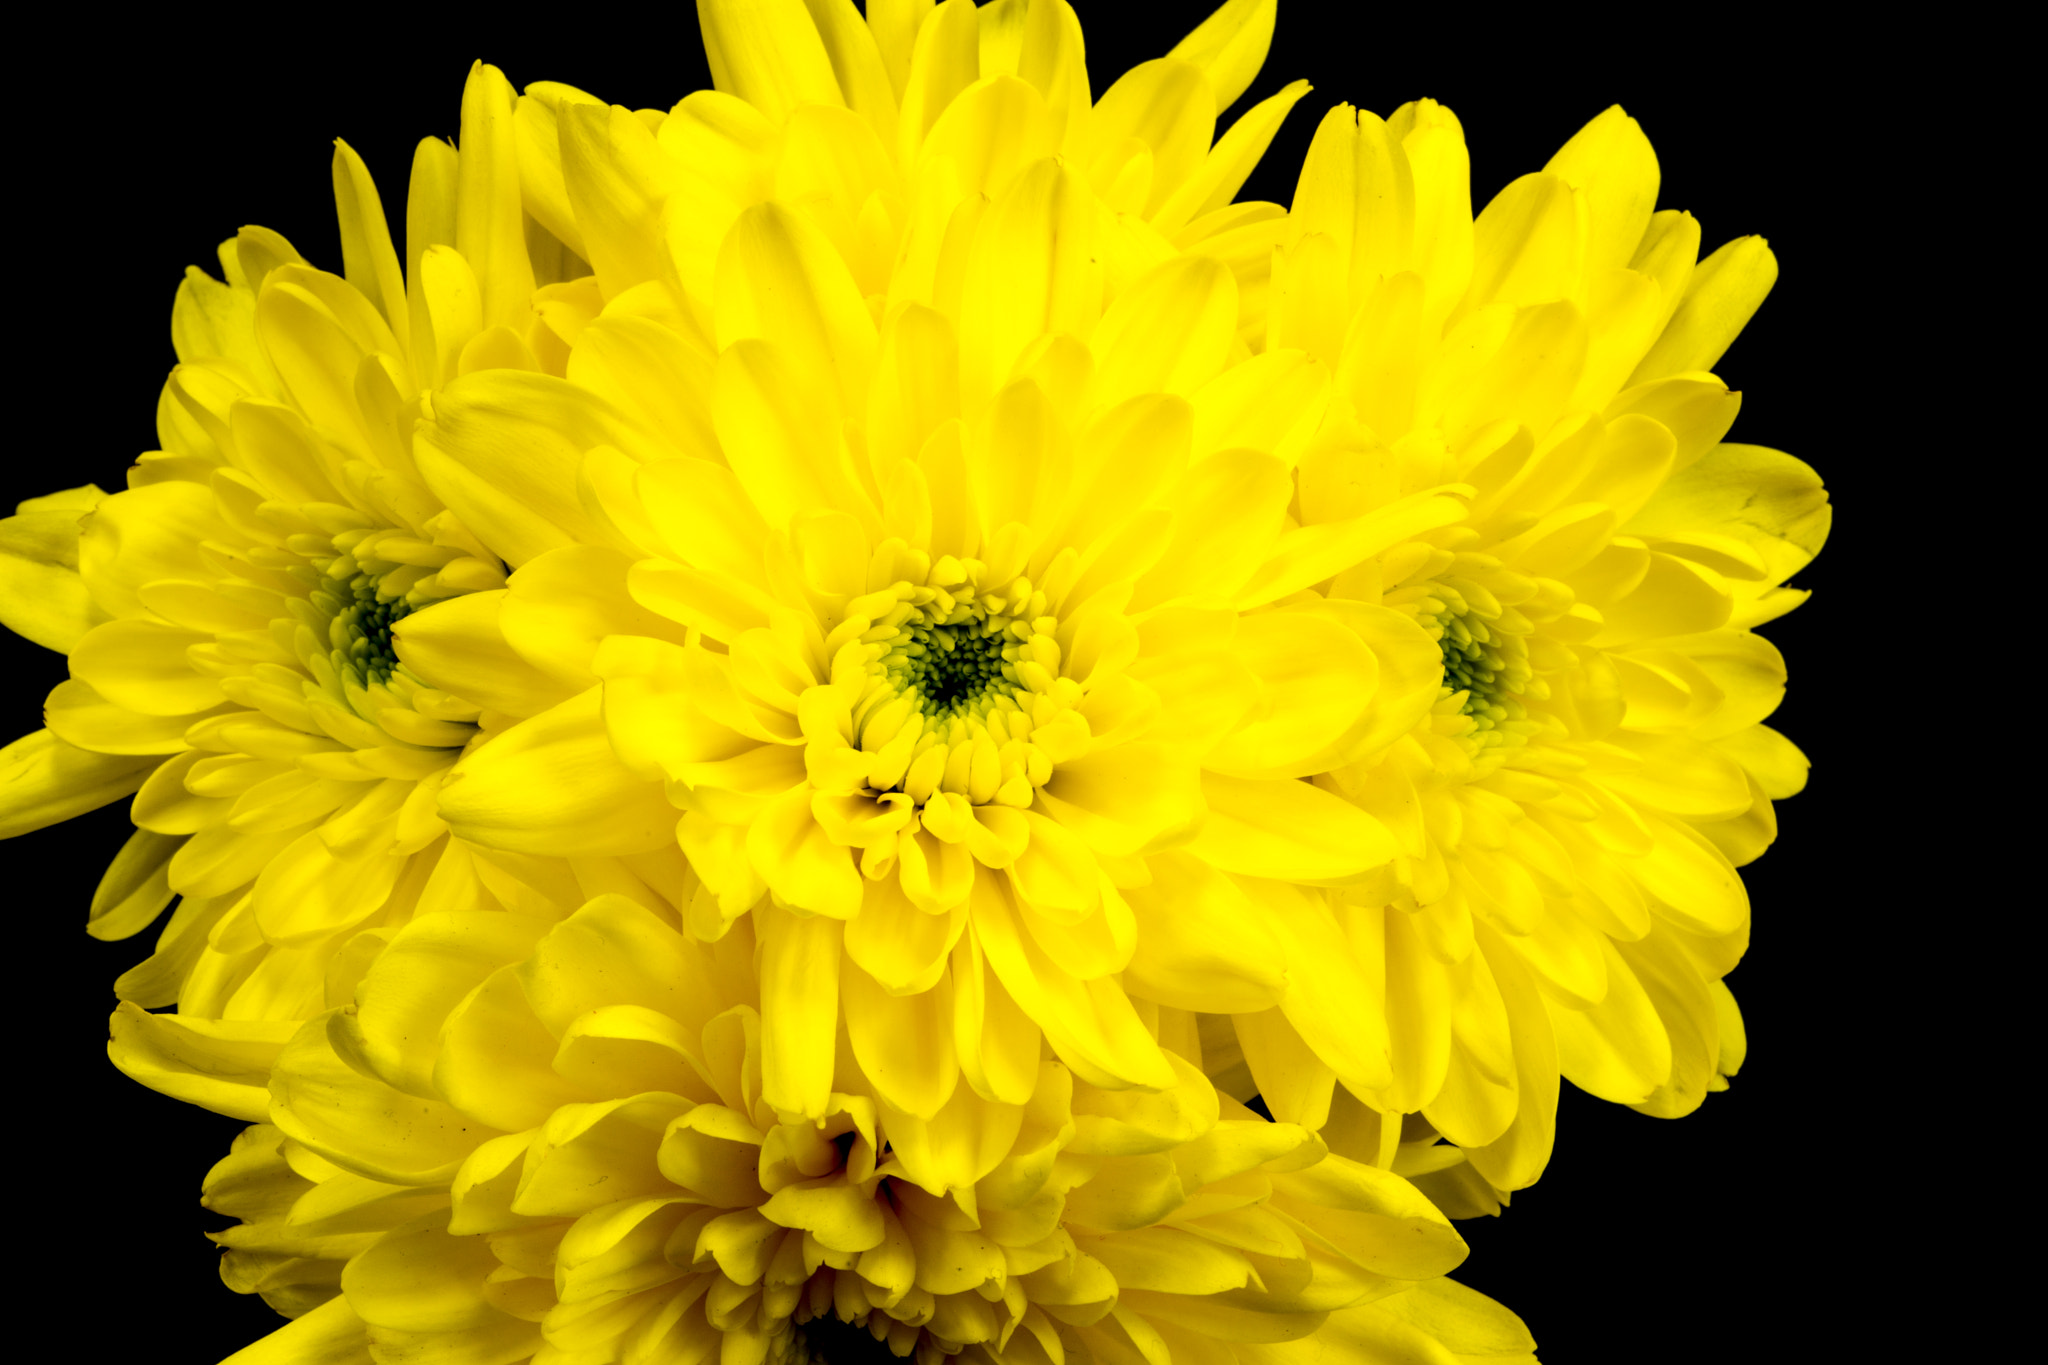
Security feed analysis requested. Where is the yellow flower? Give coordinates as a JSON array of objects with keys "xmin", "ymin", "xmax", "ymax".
[
  {"xmin": 0, "ymin": 63, "xmax": 618, "ymax": 1023},
  {"xmin": 412, "ymin": 0, "xmax": 1455, "ymax": 1123},
  {"xmin": 162, "ymin": 889, "xmax": 1534, "ymax": 1365},
  {"xmin": 1186, "ymin": 101, "xmax": 1829, "ymax": 1194}
]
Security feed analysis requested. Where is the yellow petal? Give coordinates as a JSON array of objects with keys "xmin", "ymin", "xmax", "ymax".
[
  {"xmin": 454, "ymin": 62, "xmax": 538, "ymax": 331},
  {"xmin": 86, "ymin": 828, "xmax": 181, "ymax": 941},
  {"xmin": 0, "ymin": 727, "xmax": 158, "ymax": 838},
  {"xmin": 1185, "ymin": 773, "xmax": 1394, "ymax": 883},
  {"xmin": 1544, "ymin": 936, "xmax": 1671, "ymax": 1104},
  {"xmin": 1164, "ymin": 0, "xmax": 1276, "ymax": 114},
  {"xmin": 747, "ymin": 784, "xmax": 864, "ymax": 918},
  {"xmin": 658, "ymin": 1104, "xmax": 767, "ymax": 1205},
  {"xmin": 845, "ymin": 876, "xmax": 963, "ymax": 994},
  {"xmin": 1269, "ymin": 1154, "xmax": 1466, "ymax": 1279},
  {"xmin": 894, "ymin": 0, "xmax": 979, "ymax": 163},
  {"xmin": 416, "ymin": 371, "xmax": 639, "ymax": 568},
  {"xmin": 1713, "ymin": 722, "xmax": 1807, "ymax": 800},
  {"xmin": 1095, "ymin": 260, "xmax": 1238, "ymax": 412},
  {"xmin": 343, "ymin": 909, "xmax": 552, "ymax": 1098},
  {"xmin": 1616, "ymin": 926, "xmax": 1721, "ymax": 1119},
  {"xmin": 1463, "ymin": 927, "xmax": 1560, "ymax": 1192},
  {"xmin": 804, "ymin": 0, "xmax": 900, "ymax": 147},
  {"xmin": 557, "ymin": 101, "xmax": 685, "ymax": 301},
  {"xmin": 217, "ymin": 1296, "xmax": 372, "ymax": 1365},
  {"xmin": 521, "ymin": 895, "xmax": 739, "ymax": 1041},
  {"xmin": 1200, "ymin": 607, "xmax": 1378, "ymax": 780},
  {"xmin": 500, "ymin": 544, "xmax": 684, "ymax": 690},
  {"xmin": 437, "ymin": 964, "xmax": 600, "ymax": 1130},
  {"xmin": 949, "ymin": 927, "xmax": 1041, "ymax": 1105},
  {"xmin": 1121, "ymin": 852, "xmax": 1286, "ymax": 1013},
  {"xmin": 757, "ymin": 907, "xmax": 844, "ymax": 1119},
  {"xmin": 1364, "ymin": 1277, "xmax": 1537, "ymax": 1358},
  {"xmin": 569, "ymin": 317, "xmax": 720, "ymax": 463},
  {"xmin": 844, "ymin": 962, "xmax": 960, "ymax": 1120},
  {"xmin": 1388, "ymin": 98, "xmax": 1473, "ymax": 333},
  {"xmin": 1069, "ymin": 1049, "xmax": 1218, "ymax": 1156},
  {"xmin": 76, "ymin": 480, "xmax": 226, "ymax": 621},
  {"xmin": 330, "ymin": 139, "xmax": 409, "ymax": 351},
  {"xmin": 1036, "ymin": 742, "xmax": 1203, "ymax": 858},
  {"xmin": 514, "ymin": 1093, "xmax": 693, "ymax": 1217},
  {"xmin": 0, "ymin": 494, "xmax": 110, "ymax": 652},
  {"xmin": 959, "ymin": 157, "xmax": 1100, "ymax": 410},
  {"xmin": 555, "ymin": 1197, "xmax": 702, "ymax": 1304},
  {"xmin": 1629, "ymin": 234, "xmax": 1778, "ymax": 383},
  {"xmin": 715, "ymin": 201, "xmax": 879, "ymax": 423},
  {"xmin": 714, "ymin": 338, "xmax": 881, "ymax": 536},
  {"xmin": 106, "ymin": 1002, "xmax": 295, "ymax": 1121},
  {"xmin": 1542, "ymin": 105, "xmax": 1658, "ymax": 274},
  {"xmin": 271, "ymin": 1011, "xmax": 499, "ymax": 1184},
  {"xmin": 699, "ymin": 0, "xmax": 845, "ymax": 121},
  {"xmin": 1084, "ymin": 58, "xmax": 1214, "ymax": 219},
  {"xmin": 1463, "ymin": 171, "xmax": 1584, "ymax": 316},
  {"xmin": 439, "ymin": 686, "xmax": 677, "ymax": 855},
  {"xmin": 393, "ymin": 590, "xmax": 578, "ymax": 719},
  {"xmin": 970, "ymin": 874, "xmax": 1174, "ymax": 1091}
]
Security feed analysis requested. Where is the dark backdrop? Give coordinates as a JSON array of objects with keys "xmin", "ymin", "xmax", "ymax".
[{"xmin": 7, "ymin": 5, "xmax": 1931, "ymax": 1361}]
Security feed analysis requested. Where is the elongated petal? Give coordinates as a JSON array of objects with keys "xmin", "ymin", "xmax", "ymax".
[
  {"xmin": 107, "ymin": 1003, "xmax": 295, "ymax": 1121},
  {"xmin": 1187, "ymin": 773, "xmax": 1394, "ymax": 882},
  {"xmin": 0, "ymin": 728, "xmax": 158, "ymax": 838},
  {"xmin": 439, "ymin": 687, "xmax": 677, "ymax": 855},
  {"xmin": 1165, "ymin": 0, "xmax": 1276, "ymax": 114},
  {"xmin": 758, "ymin": 908, "xmax": 843, "ymax": 1118}
]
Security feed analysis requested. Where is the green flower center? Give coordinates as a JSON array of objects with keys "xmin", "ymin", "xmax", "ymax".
[
  {"xmin": 1436, "ymin": 608, "xmax": 1514, "ymax": 718},
  {"xmin": 1417, "ymin": 594, "xmax": 1537, "ymax": 752},
  {"xmin": 881, "ymin": 612, "xmax": 1024, "ymax": 720},
  {"xmin": 320, "ymin": 575, "xmax": 414, "ymax": 684}
]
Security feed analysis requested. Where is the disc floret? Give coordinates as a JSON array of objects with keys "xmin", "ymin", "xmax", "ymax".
[
  {"xmin": 1385, "ymin": 553, "xmax": 1549, "ymax": 759},
  {"xmin": 832, "ymin": 551, "xmax": 1084, "ymax": 812}
]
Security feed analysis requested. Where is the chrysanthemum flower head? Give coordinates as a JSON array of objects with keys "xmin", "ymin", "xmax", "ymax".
[
  {"xmin": 178, "ymin": 888, "xmax": 1532, "ymax": 1365},
  {"xmin": 1181, "ymin": 99, "xmax": 1829, "ymax": 1195},
  {"xmin": 0, "ymin": 63, "xmax": 626, "ymax": 1024},
  {"xmin": 408, "ymin": 0, "xmax": 1457, "ymax": 1123}
]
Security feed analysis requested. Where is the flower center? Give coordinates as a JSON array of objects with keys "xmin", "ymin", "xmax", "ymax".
[
  {"xmin": 882, "ymin": 603, "xmax": 1030, "ymax": 719},
  {"xmin": 1408, "ymin": 580, "xmax": 1542, "ymax": 756},
  {"xmin": 323, "ymin": 575, "xmax": 413, "ymax": 685},
  {"xmin": 819, "ymin": 551, "xmax": 1090, "ymax": 811},
  {"xmin": 1433, "ymin": 604, "xmax": 1516, "ymax": 719}
]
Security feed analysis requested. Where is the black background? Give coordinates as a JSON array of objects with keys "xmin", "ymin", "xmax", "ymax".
[{"xmin": 6, "ymin": 4, "xmax": 1951, "ymax": 1361}]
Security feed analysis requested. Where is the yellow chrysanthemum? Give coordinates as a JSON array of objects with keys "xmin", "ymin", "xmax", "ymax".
[
  {"xmin": 156, "ymin": 889, "xmax": 1533, "ymax": 1365},
  {"xmin": 0, "ymin": 63, "xmax": 623, "ymax": 1022},
  {"xmin": 1181, "ymin": 101, "xmax": 1829, "ymax": 1194},
  {"xmin": 406, "ymin": 0, "xmax": 1456, "ymax": 1122}
]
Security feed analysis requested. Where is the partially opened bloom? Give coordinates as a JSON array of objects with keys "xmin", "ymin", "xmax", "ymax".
[
  {"xmin": 412, "ymin": 0, "xmax": 1455, "ymax": 1122},
  {"xmin": 169, "ymin": 889, "xmax": 1533, "ymax": 1365},
  {"xmin": 1182, "ymin": 101, "xmax": 1829, "ymax": 1196},
  {"xmin": 0, "ymin": 63, "xmax": 636, "ymax": 1024}
]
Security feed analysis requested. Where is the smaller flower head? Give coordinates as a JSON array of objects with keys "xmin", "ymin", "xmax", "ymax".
[{"xmin": 174, "ymin": 889, "xmax": 1534, "ymax": 1365}]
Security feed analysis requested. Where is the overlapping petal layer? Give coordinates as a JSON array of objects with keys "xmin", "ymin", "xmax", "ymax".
[
  {"xmin": 1177, "ymin": 101, "xmax": 1827, "ymax": 1196},
  {"xmin": 0, "ymin": 6, "xmax": 1831, "ymax": 1359},
  {"xmin": 417, "ymin": 0, "xmax": 1454, "ymax": 1117},
  {"xmin": 156, "ymin": 886, "xmax": 1535, "ymax": 1365},
  {"xmin": 410, "ymin": 0, "xmax": 1826, "ymax": 1200},
  {"xmin": 0, "ymin": 63, "xmax": 625, "ymax": 1029}
]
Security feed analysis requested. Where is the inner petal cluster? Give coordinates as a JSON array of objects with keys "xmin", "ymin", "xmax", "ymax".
[
  {"xmin": 833, "ymin": 556, "xmax": 1086, "ymax": 811},
  {"xmin": 1387, "ymin": 560, "xmax": 1547, "ymax": 759},
  {"xmin": 318, "ymin": 574, "xmax": 412, "ymax": 686},
  {"xmin": 283, "ymin": 524, "xmax": 486, "ymax": 750}
]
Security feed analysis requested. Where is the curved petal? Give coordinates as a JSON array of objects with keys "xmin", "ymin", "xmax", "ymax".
[{"xmin": 439, "ymin": 686, "xmax": 677, "ymax": 855}]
